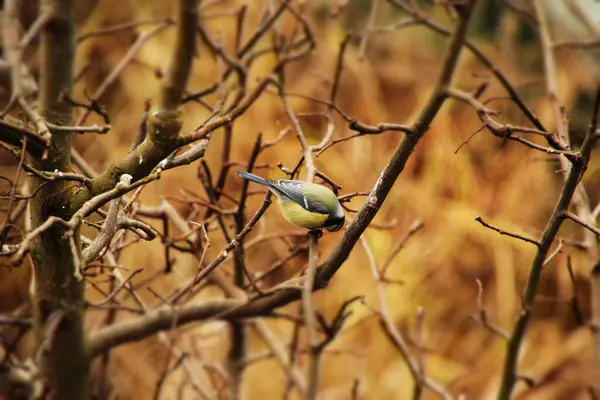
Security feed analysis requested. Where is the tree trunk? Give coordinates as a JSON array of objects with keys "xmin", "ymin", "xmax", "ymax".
[{"xmin": 29, "ymin": 0, "xmax": 89, "ymax": 398}]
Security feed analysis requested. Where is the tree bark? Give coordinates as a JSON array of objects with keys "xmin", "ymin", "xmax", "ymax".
[{"xmin": 29, "ymin": 0, "xmax": 88, "ymax": 398}]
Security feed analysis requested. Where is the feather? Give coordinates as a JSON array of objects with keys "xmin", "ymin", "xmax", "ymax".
[
  {"xmin": 269, "ymin": 181, "xmax": 332, "ymax": 215},
  {"xmin": 277, "ymin": 198, "xmax": 329, "ymax": 229},
  {"xmin": 238, "ymin": 171, "xmax": 271, "ymax": 186}
]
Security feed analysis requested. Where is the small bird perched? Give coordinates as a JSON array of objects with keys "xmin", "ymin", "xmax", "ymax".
[{"xmin": 238, "ymin": 171, "xmax": 345, "ymax": 232}]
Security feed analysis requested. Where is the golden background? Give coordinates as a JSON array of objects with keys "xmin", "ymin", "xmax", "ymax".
[{"xmin": 2, "ymin": 0, "xmax": 600, "ymax": 398}]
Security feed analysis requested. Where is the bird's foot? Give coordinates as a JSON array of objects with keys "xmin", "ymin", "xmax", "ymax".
[{"xmin": 308, "ymin": 229, "xmax": 323, "ymax": 239}]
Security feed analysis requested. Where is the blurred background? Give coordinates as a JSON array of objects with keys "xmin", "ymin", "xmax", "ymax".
[{"xmin": 2, "ymin": 0, "xmax": 600, "ymax": 398}]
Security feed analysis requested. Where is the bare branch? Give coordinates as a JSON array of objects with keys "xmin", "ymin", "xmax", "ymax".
[
  {"xmin": 280, "ymin": 90, "xmax": 316, "ymax": 183},
  {"xmin": 77, "ymin": 17, "xmax": 174, "ymax": 43},
  {"xmin": 497, "ymin": 86, "xmax": 600, "ymax": 400},
  {"xmin": 361, "ymin": 235, "xmax": 453, "ymax": 400},
  {"xmin": 46, "ymin": 122, "xmax": 110, "ymax": 134},
  {"xmin": 20, "ymin": 10, "xmax": 52, "ymax": 50},
  {"xmin": 381, "ymin": 220, "xmax": 423, "ymax": 276},
  {"xmin": 82, "ymin": 198, "xmax": 120, "ymax": 263},
  {"xmin": 86, "ymin": 268, "xmax": 143, "ymax": 307},
  {"xmin": 470, "ymin": 279, "xmax": 509, "ymax": 339},
  {"xmin": 77, "ymin": 23, "xmax": 171, "ymax": 125},
  {"xmin": 563, "ymin": 212, "xmax": 600, "ymax": 238},
  {"xmin": 170, "ymin": 192, "xmax": 273, "ymax": 303},
  {"xmin": 160, "ymin": 0, "xmax": 198, "ymax": 111},
  {"xmin": 475, "ymin": 216, "xmax": 540, "ymax": 247},
  {"xmin": 303, "ymin": 231, "xmax": 321, "ymax": 399}
]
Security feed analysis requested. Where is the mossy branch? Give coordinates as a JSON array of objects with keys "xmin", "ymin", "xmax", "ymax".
[{"xmin": 72, "ymin": 0, "xmax": 199, "ymax": 210}]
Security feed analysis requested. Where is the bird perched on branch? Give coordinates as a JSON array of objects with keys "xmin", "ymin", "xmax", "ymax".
[{"xmin": 238, "ymin": 171, "xmax": 345, "ymax": 232}]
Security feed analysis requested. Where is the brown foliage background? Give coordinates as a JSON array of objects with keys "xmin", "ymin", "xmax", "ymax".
[{"xmin": 2, "ymin": 0, "xmax": 600, "ymax": 398}]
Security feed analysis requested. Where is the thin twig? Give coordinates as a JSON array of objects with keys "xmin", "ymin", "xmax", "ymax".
[
  {"xmin": 566, "ymin": 257, "xmax": 585, "ymax": 325},
  {"xmin": 470, "ymin": 279, "xmax": 509, "ymax": 339},
  {"xmin": 0, "ymin": 137, "xmax": 26, "ymax": 247},
  {"xmin": 357, "ymin": 0, "xmax": 381, "ymax": 59},
  {"xmin": 475, "ymin": 216, "xmax": 540, "ymax": 247},
  {"xmin": 77, "ymin": 23, "xmax": 171, "ymax": 125},
  {"xmin": 563, "ymin": 212, "xmax": 600, "ymax": 238},
  {"xmin": 77, "ymin": 17, "xmax": 175, "ymax": 43},
  {"xmin": 380, "ymin": 220, "xmax": 423, "ymax": 276},
  {"xmin": 20, "ymin": 10, "xmax": 52, "ymax": 50},
  {"xmin": 360, "ymin": 235, "xmax": 453, "ymax": 400},
  {"xmin": 280, "ymin": 88, "xmax": 316, "ymax": 183},
  {"xmin": 82, "ymin": 198, "xmax": 121, "ymax": 263},
  {"xmin": 169, "ymin": 192, "xmax": 273, "ymax": 303},
  {"xmin": 87, "ymin": 269, "xmax": 143, "ymax": 307}
]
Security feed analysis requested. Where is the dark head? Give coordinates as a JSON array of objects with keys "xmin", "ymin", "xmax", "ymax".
[{"xmin": 324, "ymin": 203, "xmax": 345, "ymax": 232}]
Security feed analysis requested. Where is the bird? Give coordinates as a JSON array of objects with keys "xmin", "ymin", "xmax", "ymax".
[{"xmin": 238, "ymin": 171, "xmax": 345, "ymax": 232}]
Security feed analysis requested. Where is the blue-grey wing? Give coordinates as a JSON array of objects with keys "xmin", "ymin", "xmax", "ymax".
[{"xmin": 269, "ymin": 180, "xmax": 330, "ymax": 215}]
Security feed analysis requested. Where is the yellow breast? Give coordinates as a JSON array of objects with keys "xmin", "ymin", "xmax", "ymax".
[{"xmin": 278, "ymin": 198, "xmax": 328, "ymax": 229}]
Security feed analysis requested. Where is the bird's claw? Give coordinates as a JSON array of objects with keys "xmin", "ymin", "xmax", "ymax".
[{"xmin": 308, "ymin": 229, "xmax": 323, "ymax": 239}]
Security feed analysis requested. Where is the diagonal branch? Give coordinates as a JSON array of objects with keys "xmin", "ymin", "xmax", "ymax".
[
  {"xmin": 317, "ymin": 1, "xmax": 476, "ymax": 283},
  {"xmin": 563, "ymin": 212, "xmax": 600, "ymax": 238},
  {"xmin": 85, "ymin": 0, "xmax": 478, "ymax": 358},
  {"xmin": 497, "ymin": 87, "xmax": 600, "ymax": 400}
]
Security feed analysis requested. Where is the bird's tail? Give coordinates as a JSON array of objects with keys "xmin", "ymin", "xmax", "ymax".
[{"xmin": 238, "ymin": 171, "xmax": 271, "ymax": 187}]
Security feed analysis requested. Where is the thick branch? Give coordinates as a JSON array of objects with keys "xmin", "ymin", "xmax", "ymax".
[
  {"xmin": 160, "ymin": 0, "xmax": 198, "ymax": 111},
  {"xmin": 86, "ymin": 298, "xmax": 243, "ymax": 358},
  {"xmin": 71, "ymin": 0, "xmax": 200, "ymax": 208}
]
